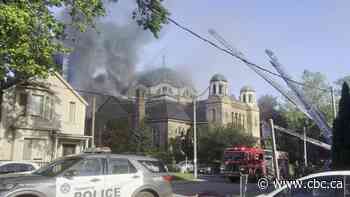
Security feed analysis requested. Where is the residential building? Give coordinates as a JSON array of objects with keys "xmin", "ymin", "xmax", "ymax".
[{"xmin": 0, "ymin": 73, "xmax": 89, "ymax": 165}]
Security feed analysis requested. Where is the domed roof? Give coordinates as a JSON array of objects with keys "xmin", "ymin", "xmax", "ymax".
[
  {"xmin": 136, "ymin": 67, "xmax": 193, "ymax": 88},
  {"xmin": 210, "ymin": 74, "xmax": 227, "ymax": 82},
  {"xmin": 240, "ymin": 85, "xmax": 255, "ymax": 92}
]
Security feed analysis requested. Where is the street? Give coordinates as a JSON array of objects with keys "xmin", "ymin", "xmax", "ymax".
[{"xmin": 172, "ymin": 175, "xmax": 269, "ymax": 197}]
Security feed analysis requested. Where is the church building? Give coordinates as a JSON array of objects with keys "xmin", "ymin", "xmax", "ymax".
[{"xmin": 92, "ymin": 68, "xmax": 260, "ymax": 149}]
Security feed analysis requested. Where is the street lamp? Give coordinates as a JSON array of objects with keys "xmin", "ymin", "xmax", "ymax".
[{"xmin": 193, "ymin": 86, "xmax": 209, "ymax": 179}]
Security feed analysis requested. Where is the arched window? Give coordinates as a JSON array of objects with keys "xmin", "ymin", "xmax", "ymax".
[
  {"xmin": 249, "ymin": 94, "xmax": 253, "ymax": 103},
  {"xmin": 162, "ymin": 86, "xmax": 167, "ymax": 93},
  {"xmin": 219, "ymin": 84, "xmax": 223, "ymax": 94},
  {"xmin": 213, "ymin": 84, "xmax": 217, "ymax": 95},
  {"xmin": 243, "ymin": 94, "xmax": 246, "ymax": 103}
]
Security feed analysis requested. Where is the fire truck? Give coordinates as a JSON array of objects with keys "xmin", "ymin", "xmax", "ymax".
[{"xmin": 221, "ymin": 146, "xmax": 289, "ymax": 182}]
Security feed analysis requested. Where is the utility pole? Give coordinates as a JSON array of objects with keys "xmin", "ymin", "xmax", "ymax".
[
  {"xmin": 193, "ymin": 98, "xmax": 198, "ymax": 179},
  {"xmin": 269, "ymin": 119, "xmax": 280, "ymax": 180},
  {"xmin": 91, "ymin": 96, "xmax": 96, "ymax": 148},
  {"xmin": 303, "ymin": 126, "xmax": 308, "ymax": 167},
  {"xmin": 331, "ymin": 86, "xmax": 337, "ymax": 120}
]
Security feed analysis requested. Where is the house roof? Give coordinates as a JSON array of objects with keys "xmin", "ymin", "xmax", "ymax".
[{"xmin": 53, "ymin": 72, "xmax": 88, "ymax": 105}]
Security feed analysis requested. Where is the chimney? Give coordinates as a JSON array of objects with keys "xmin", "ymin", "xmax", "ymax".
[{"xmin": 135, "ymin": 88, "xmax": 145, "ymax": 128}]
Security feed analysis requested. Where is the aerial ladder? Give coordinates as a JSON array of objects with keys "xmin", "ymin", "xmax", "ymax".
[
  {"xmin": 265, "ymin": 50, "xmax": 332, "ymax": 144},
  {"xmin": 208, "ymin": 29, "xmax": 332, "ymax": 147}
]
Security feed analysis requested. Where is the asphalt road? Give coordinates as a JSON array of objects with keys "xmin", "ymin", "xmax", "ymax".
[{"xmin": 172, "ymin": 175, "xmax": 271, "ymax": 197}]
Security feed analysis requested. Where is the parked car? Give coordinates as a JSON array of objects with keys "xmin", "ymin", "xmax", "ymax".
[
  {"xmin": 0, "ymin": 161, "xmax": 39, "ymax": 175},
  {"xmin": 0, "ymin": 147, "xmax": 173, "ymax": 197},
  {"xmin": 256, "ymin": 171, "xmax": 350, "ymax": 197},
  {"xmin": 176, "ymin": 160, "xmax": 194, "ymax": 173},
  {"xmin": 198, "ymin": 164, "xmax": 212, "ymax": 174}
]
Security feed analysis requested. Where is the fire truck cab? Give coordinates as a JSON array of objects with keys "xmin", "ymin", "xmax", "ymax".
[{"xmin": 222, "ymin": 146, "xmax": 266, "ymax": 182}]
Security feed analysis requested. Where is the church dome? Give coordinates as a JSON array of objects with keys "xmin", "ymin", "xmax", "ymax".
[
  {"xmin": 136, "ymin": 67, "xmax": 193, "ymax": 88},
  {"xmin": 210, "ymin": 74, "xmax": 227, "ymax": 82},
  {"xmin": 240, "ymin": 85, "xmax": 255, "ymax": 92}
]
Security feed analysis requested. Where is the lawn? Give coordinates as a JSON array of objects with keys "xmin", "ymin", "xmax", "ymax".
[{"xmin": 171, "ymin": 172, "xmax": 195, "ymax": 181}]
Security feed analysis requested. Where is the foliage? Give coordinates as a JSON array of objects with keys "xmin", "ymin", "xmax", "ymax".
[
  {"xmin": 0, "ymin": 0, "xmax": 169, "ymax": 90},
  {"xmin": 332, "ymin": 82, "xmax": 350, "ymax": 170},
  {"xmin": 197, "ymin": 125, "xmax": 257, "ymax": 164},
  {"xmin": 281, "ymin": 70, "xmax": 333, "ymax": 130},
  {"xmin": 101, "ymin": 118, "xmax": 133, "ymax": 153},
  {"xmin": 171, "ymin": 172, "xmax": 194, "ymax": 181},
  {"xmin": 101, "ymin": 117, "xmax": 153, "ymax": 153},
  {"xmin": 335, "ymin": 76, "xmax": 350, "ymax": 90}
]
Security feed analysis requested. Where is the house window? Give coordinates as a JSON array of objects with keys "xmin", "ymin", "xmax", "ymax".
[
  {"xmin": 23, "ymin": 139, "xmax": 45, "ymax": 161},
  {"xmin": 69, "ymin": 102, "xmax": 76, "ymax": 123},
  {"xmin": 31, "ymin": 94, "xmax": 44, "ymax": 116},
  {"xmin": 44, "ymin": 96, "xmax": 53, "ymax": 120},
  {"xmin": 18, "ymin": 93, "xmax": 28, "ymax": 115}
]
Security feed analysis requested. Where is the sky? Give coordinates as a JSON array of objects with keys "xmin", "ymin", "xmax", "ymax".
[{"xmin": 134, "ymin": 1, "xmax": 350, "ymax": 99}]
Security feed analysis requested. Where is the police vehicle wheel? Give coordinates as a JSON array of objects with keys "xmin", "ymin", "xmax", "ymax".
[{"xmin": 136, "ymin": 191, "xmax": 155, "ymax": 197}]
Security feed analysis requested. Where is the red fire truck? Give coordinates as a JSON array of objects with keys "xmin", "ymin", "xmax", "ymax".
[{"xmin": 221, "ymin": 146, "xmax": 289, "ymax": 182}]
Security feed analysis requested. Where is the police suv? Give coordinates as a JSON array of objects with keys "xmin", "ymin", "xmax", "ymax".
[{"xmin": 0, "ymin": 147, "xmax": 173, "ymax": 197}]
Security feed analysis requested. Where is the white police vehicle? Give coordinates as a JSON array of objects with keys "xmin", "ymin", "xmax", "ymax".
[{"xmin": 0, "ymin": 147, "xmax": 173, "ymax": 197}]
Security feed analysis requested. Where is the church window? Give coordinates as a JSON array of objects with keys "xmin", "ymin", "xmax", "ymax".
[
  {"xmin": 162, "ymin": 86, "xmax": 167, "ymax": 93},
  {"xmin": 243, "ymin": 94, "xmax": 246, "ymax": 103},
  {"xmin": 168, "ymin": 88, "xmax": 173, "ymax": 95},
  {"xmin": 231, "ymin": 112, "xmax": 234, "ymax": 125},
  {"xmin": 212, "ymin": 109, "xmax": 216, "ymax": 122},
  {"xmin": 152, "ymin": 129, "xmax": 160, "ymax": 147},
  {"xmin": 242, "ymin": 115, "xmax": 245, "ymax": 129},
  {"xmin": 219, "ymin": 84, "xmax": 223, "ymax": 94},
  {"xmin": 235, "ymin": 113, "xmax": 238, "ymax": 128},
  {"xmin": 249, "ymin": 94, "xmax": 253, "ymax": 103},
  {"xmin": 213, "ymin": 84, "xmax": 217, "ymax": 95}
]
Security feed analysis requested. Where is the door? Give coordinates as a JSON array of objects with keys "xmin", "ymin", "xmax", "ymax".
[
  {"xmin": 56, "ymin": 158, "xmax": 105, "ymax": 197},
  {"xmin": 104, "ymin": 158, "xmax": 143, "ymax": 197}
]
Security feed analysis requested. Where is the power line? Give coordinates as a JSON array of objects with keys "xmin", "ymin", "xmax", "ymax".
[{"xmin": 148, "ymin": 6, "xmax": 331, "ymax": 93}]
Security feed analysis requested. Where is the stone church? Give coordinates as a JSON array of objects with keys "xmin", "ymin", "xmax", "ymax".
[{"xmin": 92, "ymin": 68, "xmax": 260, "ymax": 149}]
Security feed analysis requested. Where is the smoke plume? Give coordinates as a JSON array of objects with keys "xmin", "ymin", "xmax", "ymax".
[{"xmin": 62, "ymin": 4, "xmax": 152, "ymax": 97}]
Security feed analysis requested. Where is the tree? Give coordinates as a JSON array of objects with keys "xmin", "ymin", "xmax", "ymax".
[
  {"xmin": 258, "ymin": 94, "xmax": 287, "ymax": 127},
  {"xmin": 268, "ymin": 70, "xmax": 334, "ymax": 165},
  {"xmin": 198, "ymin": 125, "xmax": 257, "ymax": 164},
  {"xmin": 335, "ymin": 76, "xmax": 350, "ymax": 89},
  {"xmin": 0, "ymin": 0, "xmax": 169, "ymax": 90},
  {"xmin": 101, "ymin": 118, "xmax": 133, "ymax": 153},
  {"xmin": 332, "ymin": 82, "xmax": 350, "ymax": 170},
  {"xmin": 281, "ymin": 70, "xmax": 333, "ymax": 136}
]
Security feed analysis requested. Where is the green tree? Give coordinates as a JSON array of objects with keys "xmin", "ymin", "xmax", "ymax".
[
  {"xmin": 198, "ymin": 125, "xmax": 257, "ymax": 164},
  {"xmin": 332, "ymin": 82, "xmax": 350, "ymax": 170},
  {"xmin": 335, "ymin": 76, "xmax": 350, "ymax": 89},
  {"xmin": 270, "ymin": 70, "xmax": 334, "ymax": 164},
  {"xmin": 102, "ymin": 118, "xmax": 133, "ymax": 153},
  {"xmin": 0, "ymin": 0, "xmax": 169, "ymax": 90}
]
